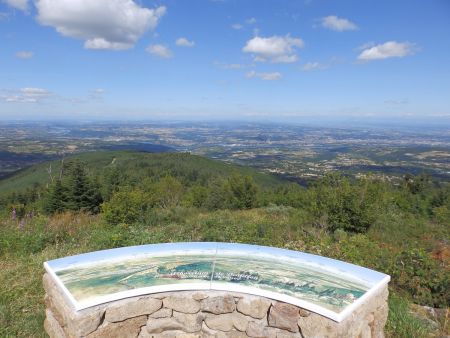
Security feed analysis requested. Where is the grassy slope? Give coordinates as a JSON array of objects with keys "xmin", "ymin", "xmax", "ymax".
[
  {"xmin": 0, "ymin": 151, "xmax": 284, "ymax": 194},
  {"xmin": 1, "ymin": 209, "xmax": 444, "ymax": 337}
]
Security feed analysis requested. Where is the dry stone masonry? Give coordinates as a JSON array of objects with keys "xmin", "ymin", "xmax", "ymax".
[{"xmin": 43, "ymin": 273, "xmax": 389, "ymax": 338}]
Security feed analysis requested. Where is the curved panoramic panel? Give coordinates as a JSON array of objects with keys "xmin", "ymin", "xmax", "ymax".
[{"xmin": 44, "ymin": 242, "xmax": 390, "ymax": 322}]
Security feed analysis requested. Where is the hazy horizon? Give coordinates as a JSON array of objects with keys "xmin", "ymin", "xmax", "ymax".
[{"xmin": 1, "ymin": 115, "xmax": 449, "ymax": 130}]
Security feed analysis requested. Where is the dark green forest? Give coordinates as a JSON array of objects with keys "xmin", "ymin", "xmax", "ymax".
[{"xmin": 0, "ymin": 151, "xmax": 449, "ymax": 337}]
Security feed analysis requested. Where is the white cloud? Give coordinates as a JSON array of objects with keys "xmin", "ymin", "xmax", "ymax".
[
  {"xmin": 146, "ymin": 44, "xmax": 172, "ymax": 58},
  {"xmin": 357, "ymin": 41, "xmax": 416, "ymax": 61},
  {"xmin": 321, "ymin": 15, "xmax": 357, "ymax": 31},
  {"xmin": 356, "ymin": 42, "xmax": 375, "ymax": 51},
  {"xmin": 2, "ymin": 0, "xmax": 28, "ymax": 12},
  {"xmin": 384, "ymin": 98, "xmax": 409, "ymax": 105},
  {"xmin": 232, "ymin": 17, "xmax": 256, "ymax": 30},
  {"xmin": 16, "ymin": 51, "xmax": 33, "ymax": 59},
  {"xmin": 214, "ymin": 61, "xmax": 251, "ymax": 69},
  {"xmin": 176, "ymin": 37, "xmax": 195, "ymax": 47},
  {"xmin": 223, "ymin": 63, "xmax": 245, "ymax": 69},
  {"xmin": 246, "ymin": 70, "xmax": 282, "ymax": 81},
  {"xmin": 35, "ymin": 0, "xmax": 166, "ymax": 50},
  {"xmin": 302, "ymin": 61, "xmax": 327, "ymax": 71},
  {"xmin": 21, "ymin": 87, "xmax": 49, "ymax": 95},
  {"xmin": 243, "ymin": 35, "xmax": 304, "ymax": 63},
  {"xmin": 2, "ymin": 87, "xmax": 52, "ymax": 103},
  {"xmin": 87, "ymin": 88, "xmax": 105, "ymax": 101}
]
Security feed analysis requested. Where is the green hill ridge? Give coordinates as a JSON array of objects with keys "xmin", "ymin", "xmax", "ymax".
[{"xmin": 0, "ymin": 151, "xmax": 284, "ymax": 195}]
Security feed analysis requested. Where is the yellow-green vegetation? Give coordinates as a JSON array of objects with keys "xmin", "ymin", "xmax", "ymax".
[{"xmin": 0, "ymin": 152, "xmax": 449, "ymax": 337}]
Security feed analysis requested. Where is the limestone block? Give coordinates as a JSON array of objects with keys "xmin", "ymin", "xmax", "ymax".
[
  {"xmin": 232, "ymin": 312, "xmax": 250, "ymax": 332},
  {"xmin": 163, "ymin": 296, "xmax": 200, "ymax": 314},
  {"xmin": 372, "ymin": 303, "xmax": 389, "ymax": 338},
  {"xmin": 201, "ymin": 295, "xmax": 236, "ymax": 314},
  {"xmin": 298, "ymin": 309, "xmax": 310, "ymax": 317},
  {"xmin": 146, "ymin": 318, "xmax": 188, "ymax": 334},
  {"xmin": 139, "ymin": 328, "xmax": 200, "ymax": 338},
  {"xmin": 246, "ymin": 321, "xmax": 266, "ymax": 338},
  {"xmin": 268, "ymin": 302, "xmax": 300, "ymax": 332},
  {"xmin": 202, "ymin": 321, "xmax": 219, "ymax": 336},
  {"xmin": 204, "ymin": 313, "xmax": 234, "ymax": 332},
  {"xmin": 275, "ymin": 330, "xmax": 303, "ymax": 338},
  {"xmin": 44, "ymin": 294, "xmax": 64, "ymax": 328},
  {"xmin": 226, "ymin": 331, "xmax": 250, "ymax": 338},
  {"xmin": 359, "ymin": 323, "xmax": 372, "ymax": 338},
  {"xmin": 171, "ymin": 333, "xmax": 200, "ymax": 338},
  {"xmin": 298, "ymin": 313, "xmax": 340, "ymax": 338},
  {"xmin": 172, "ymin": 311, "xmax": 204, "ymax": 332},
  {"xmin": 150, "ymin": 308, "xmax": 173, "ymax": 319},
  {"xmin": 203, "ymin": 321, "xmax": 248, "ymax": 338},
  {"xmin": 87, "ymin": 315, "xmax": 147, "ymax": 338},
  {"xmin": 43, "ymin": 273, "xmax": 104, "ymax": 337},
  {"xmin": 146, "ymin": 312, "xmax": 203, "ymax": 334},
  {"xmin": 138, "ymin": 326, "xmax": 152, "ymax": 338},
  {"xmin": 192, "ymin": 292, "xmax": 209, "ymax": 301},
  {"xmin": 105, "ymin": 297, "xmax": 162, "ymax": 322},
  {"xmin": 44, "ymin": 309, "xmax": 67, "ymax": 338},
  {"xmin": 236, "ymin": 297, "xmax": 271, "ymax": 319}
]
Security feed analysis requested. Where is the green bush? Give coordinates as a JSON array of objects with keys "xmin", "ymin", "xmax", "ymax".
[
  {"xmin": 102, "ymin": 188, "xmax": 149, "ymax": 225},
  {"xmin": 389, "ymin": 249, "xmax": 449, "ymax": 308}
]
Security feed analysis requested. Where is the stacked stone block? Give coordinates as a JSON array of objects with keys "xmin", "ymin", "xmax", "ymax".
[{"xmin": 43, "ymin": 273, "xmax": 388, "ymax": 338}]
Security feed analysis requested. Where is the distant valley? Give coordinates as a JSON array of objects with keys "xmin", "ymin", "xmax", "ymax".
[{"xmin": 1, "ymin": 121, "xmax": 449, "ymax": 182}]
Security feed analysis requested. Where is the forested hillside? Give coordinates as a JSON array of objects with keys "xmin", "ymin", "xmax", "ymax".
[{"xmin": 0, "ymin": 151, "xmax": 449, "ymax": 337}]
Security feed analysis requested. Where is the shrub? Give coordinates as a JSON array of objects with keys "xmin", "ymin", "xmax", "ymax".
[
  {"xmin": 102, "ymin": 188, "xmax": 149, "ymax": 225},
  {"xmin": 389, "ymin": 249, "xmax": 449, "ymax": 308}
]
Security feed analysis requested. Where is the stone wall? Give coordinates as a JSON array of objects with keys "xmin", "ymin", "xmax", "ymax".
[{"xmin": 43, "ymin": 273, "xmax": 389, "ymax": 338}]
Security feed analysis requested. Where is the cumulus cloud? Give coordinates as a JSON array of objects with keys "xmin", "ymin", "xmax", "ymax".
[
  {"xmin": 321, "ymin": 15, "xmax": 357, "ymax": 31},
  {"xmin": 2, "ymin": 0, "xmax": 28, "ymax": 12},
  {"xmin": 231, "ymin": 23, "xmax": 243, "ymax": 30},
  {"xmin": 243, "ymin": 35, "xmax": 304, "ymax": 63},
  {"xmin": 175, "ymin": 37, "xmax": 195, "ymax": 47},
  {"xmin": 2, "ymin": 87, "xmax": 52, "ymax": 103},
  {"xmin": 246, "ymin": 17, "xmax": 257, "ymax": 24},
  {"xmin": 302, "ymin": 61, "xmax": 327, "ymax": 71},
  {"xmin": 146, "ymin": 44, "xmax": 172, "ymax": 58},
  {"xmin": 357, "ymin": 41, "xmax": 416, "ymax": 61},
  {"xmin": 16, "ymin": 51, "xmax": 33, "ymax": 59},
  {"xmin": 246, "ymin": 70, "xmax": 282, "ymax": 81},
  {"xmin": 35, "ymin": 0, "xmax": 166, "ymax": 50}
]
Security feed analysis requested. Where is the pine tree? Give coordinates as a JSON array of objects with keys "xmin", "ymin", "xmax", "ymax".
[
  {"xmin": 227, "ymin": 174, "xmax": 258, "ymax": 209},
  {"xmin": 65, "ymin": 161, "xmax": 103, "ymax": 213},
  {"xmin": 44, "ymin": 179, "xmax": 67, "ymax": 214}
]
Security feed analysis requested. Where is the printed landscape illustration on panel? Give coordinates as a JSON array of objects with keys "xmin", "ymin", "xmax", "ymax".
[{"xmin": 46, "ymin": 243, "xmax": 389, "ymax": 318}]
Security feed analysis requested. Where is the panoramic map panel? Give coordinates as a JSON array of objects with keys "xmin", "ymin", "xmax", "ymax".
[
  {"xmin": 55, "ymin": 254, "xmax": 214, "ymax": 305},
  {"xmin": 45, "ymin": 242, "xmax": 389, "ymax": 320}
]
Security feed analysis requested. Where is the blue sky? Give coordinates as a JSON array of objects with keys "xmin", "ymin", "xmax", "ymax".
[{"xmin": 0, "ymin": 0, "xmax": 449, "ymax": 122}]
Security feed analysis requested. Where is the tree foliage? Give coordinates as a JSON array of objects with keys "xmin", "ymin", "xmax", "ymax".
[{"xmin": 43, "ymin": 160, "xmax": 103, "ymax": 214}]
